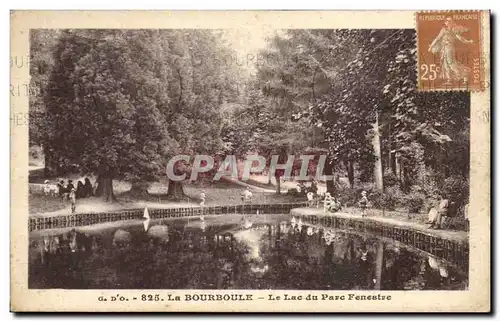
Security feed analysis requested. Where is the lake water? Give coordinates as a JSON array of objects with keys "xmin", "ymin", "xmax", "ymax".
[{"xmin": 28, "ymin": 214, "xmax": 467, "ymax": 290}]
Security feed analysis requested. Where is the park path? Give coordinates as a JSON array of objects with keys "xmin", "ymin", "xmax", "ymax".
[
  {"xmin": 290, "ymin": 207, "xmax": 468, "ymax": 242},
  {"xmin": 33, "ymin": 198, "xmax": 197, "ymax": 217},
  {"xmin": 219, "ymin": 176, "xmax": 276, "ymax": 193}
]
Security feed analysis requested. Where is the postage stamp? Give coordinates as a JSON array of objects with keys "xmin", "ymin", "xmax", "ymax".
[
  {"xmin": 10, "ymin": 11, "xmax": 490, "ymax": 313},
  {"xmin": 416, "ymin": 11, "xmax": 484, "ymax": 91}
]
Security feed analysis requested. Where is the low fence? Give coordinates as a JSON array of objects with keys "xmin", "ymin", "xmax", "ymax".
[
  {"xmin": 295, "ymin": 212, "xmax": 469, "ymax": 272},
  {"xmin": 28, "ymin": 202, "xmax": 308, "ymax": 232}
]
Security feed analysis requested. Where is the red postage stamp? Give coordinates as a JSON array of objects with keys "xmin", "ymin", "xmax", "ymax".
[{"xmin": 416, "ymin": 11, "xmax": 484, "ymax": 91}]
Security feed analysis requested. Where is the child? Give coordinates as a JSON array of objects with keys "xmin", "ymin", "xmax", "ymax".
[
  {"xmin": 307, "ymin": 191, "xmax": 314, "ymax": 207},
  {"xmin": 358, "ymin": 191, "xmax": 368, "ymax": 217},
  {"xmin": 69, "ymin": 188, "xmax": 77, "ymax": 214},
  {"xmin": 199, "ymin": 191, "xmax": 206, "ymax": 207},
  {"xmin": 242, "ymin": 187, "xmax": 253, "ymax": 203},
  {"xmin": 323, "ymin": 192, "xmax": 333, "ymax": 213}
]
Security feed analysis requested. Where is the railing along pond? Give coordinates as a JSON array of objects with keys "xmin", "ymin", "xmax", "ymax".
[
  {"xmin": 294, "ymin": 212, "xmax": 469, "ymax": 272},
  {"xmin": 28, "ymin": 202, "xmax": 468, "ymax": 271},
  {"xmin": 28, "ymin": 202, "xmax": 308, "ymax": 232}
]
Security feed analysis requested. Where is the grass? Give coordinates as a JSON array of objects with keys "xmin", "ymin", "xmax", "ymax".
[
  {"xmin": 241, "ymin": 178, "xmax": 276, "ymax": 190},
  {"xmin": 29, "ymin": 180, "xmax": 306, "ymax": 216},
  {"xmin": 343, "ymin": 207, "xmax": 428, "ymax": 224},
  {"xmin": 342, "ymin": 206, "xmax": 467, "ymax": 230},
  {"xmin": 29, "ymin": 194, "xmax": 68, "ymax": 214}
]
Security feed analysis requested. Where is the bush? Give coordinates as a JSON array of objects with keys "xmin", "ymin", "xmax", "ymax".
[
  {"xmin": 370, "ymin": 190, "xmax": 398, "ymax": 211},
  {"xmin": 339, "ymin": 186, "xmax": 399, "ymax": 211},
  {"xmin": 404, "ymin": 193, "xmax": 426, "ymax": 213},
  {"xmin": 338, "ymin": 188, "xmax": 359, "ymax": 207},
  {"xmin": 296, "ymin": 181, "xmax": 318, "ymax": 197},
  {"xmin": 442, "ymin": 175, "xmax": 469, "ymax": 202},
  {"xmin": 383, "ymin": 172, "xmax": 399, "ymax": 188},
  {"xmin": 287, "ymin": 187, "xmax": 301, "ymax": 196}
]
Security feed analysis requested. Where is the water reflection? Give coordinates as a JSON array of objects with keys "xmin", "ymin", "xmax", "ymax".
[{"xmin": 29, "ymin": 216, "xmax": 467, "ymax": 290}]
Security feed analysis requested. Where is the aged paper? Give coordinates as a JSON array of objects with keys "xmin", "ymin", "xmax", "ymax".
[{"xmin": 10, "ymin": 10, "xmax": 490, "ymax": 312}]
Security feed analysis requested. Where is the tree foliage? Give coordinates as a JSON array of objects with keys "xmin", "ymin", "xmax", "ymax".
[{"xmin": 35, "ymin": 29, "xmax": 243, "ymax": 200}]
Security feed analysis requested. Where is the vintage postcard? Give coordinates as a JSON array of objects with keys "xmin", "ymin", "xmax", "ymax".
[{"xmin": 10, "ymin": 10, "xmax": 490, "ymax": 312}]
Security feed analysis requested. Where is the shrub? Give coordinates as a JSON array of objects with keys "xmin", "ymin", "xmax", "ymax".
[
  {"xmin": 383, "ymin": 172, "xmax": 399, "ymax": 188},
  {"xmin": 338, "ymin": 188, "xmax": 360, "ymax": 207},
  {"xmin": 370, "ymin": 190, "xmax": 398, "ymax": 211},
  {"xmin": 404, "ymin": 193, "xmax": 426, "ymax": 213},
  {"xmin": 442, "ymin": 175, "xmax": 469, "ymax": 202},
  {"xmin": 296, "ymin": 181, "xmax": 317, "ymax": 196},
  {"xmin": 287, "ymin": 187, "xmax": 301, "ymax": 196}
]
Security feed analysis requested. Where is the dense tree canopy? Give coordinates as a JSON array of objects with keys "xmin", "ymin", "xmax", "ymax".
[
  {"xmin": 30, "ymin": 28, "xmax": 470, "ymax": 206},
  {"xmin": 32, "ymin": 29, "xmax": 243, "ymax": 200}
]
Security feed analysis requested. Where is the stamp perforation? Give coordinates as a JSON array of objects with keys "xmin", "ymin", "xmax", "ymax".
[{"xmin": 415, "ymin": 10, "xmax": 485, "ymax": 92}]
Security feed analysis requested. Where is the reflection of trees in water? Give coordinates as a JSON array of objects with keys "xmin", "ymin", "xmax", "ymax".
[{"xmin": 29, "ymin": 220, "xmax": 467, "ymax": 290}]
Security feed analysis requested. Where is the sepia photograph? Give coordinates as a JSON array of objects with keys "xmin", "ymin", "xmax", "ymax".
[
  {"xmin": 10, "ymin": 10, "xmax": 490, "ymax": 312},
  {"xmin": 26, "ymin": 27, "xmax": 470, "ymax": 291}
]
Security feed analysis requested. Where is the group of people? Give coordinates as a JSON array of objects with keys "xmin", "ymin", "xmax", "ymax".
[
  {"xmin": 57, "ymin": 178, "xmax": 94, "ymax": 200},
  {"xmin": 309, "ymin": 190, "xmax": 369, "ymax": 217},
  {"xmin": 197, "ymin": 187, "xmax": 253, "ymax": 207},
  {"xmin": 322, "ymin": 192, "xmax": 343, "ymax": 213}
]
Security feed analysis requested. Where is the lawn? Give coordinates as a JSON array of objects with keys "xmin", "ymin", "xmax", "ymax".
[{"xmin": 29, "ymin": 180, "xmax": 306, "ymax": 216}]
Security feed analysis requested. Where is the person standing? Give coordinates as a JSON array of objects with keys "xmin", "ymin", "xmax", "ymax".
[
  {"xmin": 358, "ymin": 191, "xmax": 369, "ymax": 218},
  {"xmin": 242, "ymin": 187, "xmax": 253, "ymax": 203},
  {"xmin": 84, "ymin": 178, "xmax": 93, "ymax": 197},
  {"xmin": 464, "ymin": 203, "xmax": 469, "ymax": 231},
  {"xmin": 69, "ymin": 188, "xmax": 77, "ymax": 214},
  {"xmin": 323, "ymin": 192, "xmax": 333, "ymax": 213},
  {"xmin": 307, "ymin": 191, "xmax": 314, "ymax": 207},
  {"xmin": 76, "ymin": 180, "xmax": 85, "ymax": 199},
  {"xmin": 67, "ymin": 180, "xmax": 75, "ymax": 192},
  {"xmin": 57, "ymin": 180, "xmax": 66, "ymax": 198},
  {"xmin": 199, "ymin": 190, "xmax": 206, "ymax": 207}
]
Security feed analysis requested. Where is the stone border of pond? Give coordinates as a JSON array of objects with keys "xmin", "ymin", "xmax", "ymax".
[
  {"xmin": 28, "ymin": 202, "xmax": 308, "ymax": 232},
  {"xmin": 291, "ymin": 207, "xmax": 469, "ymax": 272},
  {"xmin": 27, "ymin": 202, "xmax": 468, "ymax": 272}
]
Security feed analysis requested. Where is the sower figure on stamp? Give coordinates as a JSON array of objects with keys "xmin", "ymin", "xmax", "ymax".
[{"xmin": 428, "ymin": 17, "xmax": 474, "ymax": 85}]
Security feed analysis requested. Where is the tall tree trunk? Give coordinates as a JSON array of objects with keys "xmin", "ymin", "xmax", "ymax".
[
  {"xmin": 395, "ymin": 152, "xmax": 401, "ymax": 181},
  {"xmin": 372, "ymin": 111, "xmax": 384, "ymax": 192},
  {"xmin": 43, "ymin": 147, "xmax": 57, "ymax": 177},
  {"xmin": 348, "ymin": 161, "xmax": 355, "ymax": 189},
  {"xmin": 275, "ymin": 174, "xmax": 281, "ymax": 195},
  {"xmin": 95, "ymin": 176, "xmax": 116, "ymax": 202},
  {"xmin": 166, "ymin": 179, "xmax": 185, "ymax": 199},
  {"xmin": 343, "ymin": 159, "xmax": 355, "ymax": 189},
  {"xmin": 325, "ymin": 159, "xmax": 337, "ymax": 195}
]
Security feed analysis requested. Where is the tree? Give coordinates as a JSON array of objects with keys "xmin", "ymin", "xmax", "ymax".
[
  {"xmin": 158, "ymin": 30, "xmax": 243, "ymax": 197},
  {"xmin": 44, "ymin": 30, "xmax": 172, "ymax": 201},
  {"xmin": 29, "ymin": 30, "xmax": 60, "ymax": 174},
  {"xmin": 38, "ymin": 29, "xmax": 245, "ymax": 201},
  {"xmin": 253, "ymin": 28, "xmax": 470, "ymax": 198}
]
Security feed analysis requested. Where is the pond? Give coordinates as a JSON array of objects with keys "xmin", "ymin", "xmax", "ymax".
[{"xmin": 29, "ymin": 214, "xmax": 468, "ymax": 290}]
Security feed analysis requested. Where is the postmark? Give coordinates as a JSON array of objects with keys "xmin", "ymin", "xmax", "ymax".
[{"xmin": 416, "ymin": 11, "xmax": 484, "ymax": 91}]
